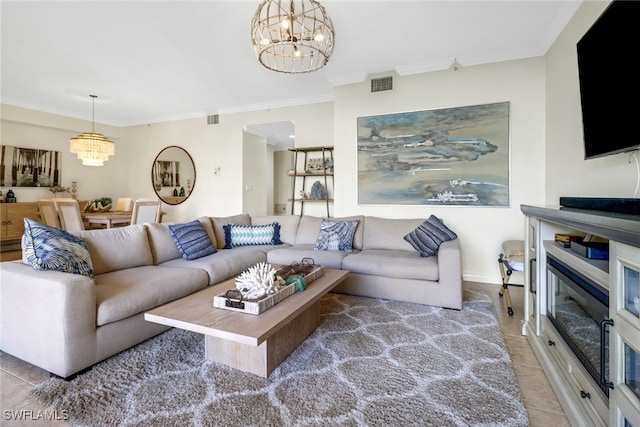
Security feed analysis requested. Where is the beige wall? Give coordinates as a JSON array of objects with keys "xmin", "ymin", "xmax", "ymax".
[
  {"xmin": 0, "ymin": 105, "xmax": 126, "ymax": 204},
  {"xmin": 333, "ymin": 58, "xmax": 546, "ymax": 283},
  {"xmin": 1, "ymin": 0, "xmax": 625, "ymax": 283},
  {"xmin": 545, "ymin": 0, "xmax": 634, "ymax": 202}
]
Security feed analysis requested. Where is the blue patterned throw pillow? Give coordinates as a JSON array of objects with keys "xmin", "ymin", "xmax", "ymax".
[
  {"xmin": 404, "ymin": 215, "xmax": 457, "ymax": 257},
  {"xmin": 314, "ymin": 219, "xmax": 359, "ymax": 252},
  {"xmin": 223, "ymin": 223, "xmax": 282, "ymax": 248},
  {"xmin": 168, "ymin": 220, "xmax": 216, "ymax": 260},
  {"xmin": 23, "ymin": 218, "xmax": 94, "ymax": 277}
]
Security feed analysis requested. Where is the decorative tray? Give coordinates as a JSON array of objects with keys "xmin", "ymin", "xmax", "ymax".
[{"xmin": 213, "ymin": 261, "xmax": 324, "ymax": 315}]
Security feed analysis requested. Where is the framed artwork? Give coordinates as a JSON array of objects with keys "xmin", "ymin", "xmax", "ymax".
[
  {"xmin": 154, "ymin": 160, "xmax": 180, "ymax": 188},
  {"xmin": 0, "ymin": 145, "xmax": 61, "ymax": 187},
  {"xmin": 305, "ymin": 158, "xmax": 324, "ymax": 174},
  {"xmin": 357, "ymin": 102, "xmax": 510, "ymax": 206}
]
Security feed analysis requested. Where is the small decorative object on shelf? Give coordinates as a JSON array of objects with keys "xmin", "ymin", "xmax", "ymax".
[
  {"xmin": 173, "ymin": 188, "xmax": 179, "ymax": 197},
  {"xmin": 309, "ymin": 181, "xmax": 327, "ymax": 200},
  {"xmin": 49, "ymin": 185, "xmax": 70, "ymax": 198},
  {"xmin": 70, "ymin": 180, "xmax": 78, "ymax": 200},
  {"xmin": 305, "ymin": 158, "xmax": 324, "ymax": 174},
  {"xmin": 5, "ymin": 189, "xmax": 16, "ymax": 203},
  {"xmin": 179, "ymin": 187, "xmax": 185, "ymax": 197}
]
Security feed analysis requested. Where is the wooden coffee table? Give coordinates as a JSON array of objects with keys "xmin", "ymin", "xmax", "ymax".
[{"xmin": 144, "ymin": 268, "xmax": 348, "ymax": 378}]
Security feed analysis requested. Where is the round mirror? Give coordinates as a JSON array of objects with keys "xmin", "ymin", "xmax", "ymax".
[{"xmin": 151, "ymin": 146, "xmax": 196, "ymax": 205}]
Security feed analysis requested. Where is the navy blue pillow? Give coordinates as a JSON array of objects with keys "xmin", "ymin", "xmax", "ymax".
[
  {"xmin": 404, "ymin": 215, "xmax": 457, "ymax": 257},
  {"xmin": 168, "ymin": 220, "xmax": 216, "ymax": 260}
]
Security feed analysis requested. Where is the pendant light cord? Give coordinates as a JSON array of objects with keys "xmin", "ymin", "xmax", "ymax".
[{"xmin": 90, "ymin": 94, "xmax": 97, "ymax": 132}]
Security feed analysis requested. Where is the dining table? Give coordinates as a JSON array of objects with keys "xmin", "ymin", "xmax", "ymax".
[{"xmin": 82, "ymin": 211, "xmax": 132, "ymax": 229}]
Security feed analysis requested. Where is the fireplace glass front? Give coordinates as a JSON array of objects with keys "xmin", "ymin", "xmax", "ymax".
[{"xmin": 546, "ymin": 255, "xmax": 610, "ymax": 396}]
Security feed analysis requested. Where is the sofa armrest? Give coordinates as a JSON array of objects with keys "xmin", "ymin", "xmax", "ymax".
[
  {"xmin": 437, "ymin": 238, "xmax": 462, "ymax": 288},
  {"xmin": 0, "ymin": 261, "xmax": 97, "ymax": 377}
]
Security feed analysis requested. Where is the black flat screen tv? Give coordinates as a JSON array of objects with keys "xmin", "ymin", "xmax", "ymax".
[{"xmin": 577, "ymin": 0, "xmax": 640, "ymax": 160}]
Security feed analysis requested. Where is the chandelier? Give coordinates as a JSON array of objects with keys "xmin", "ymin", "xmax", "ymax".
[
  {"xmin": 250, "ymin": 0, "xmax": 335, "ymax": 73},
  {"xmin": 70, "ymin": 94, "xmax": 115, "ymax": 166}
]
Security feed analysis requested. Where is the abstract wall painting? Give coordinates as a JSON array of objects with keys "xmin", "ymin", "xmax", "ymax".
[
  {"xmin": 0, "ymin": 145, "xmax": 61, "ymax": 188},
  {"xmin": 357, "ymin": 102, "xmax": 510, "ymax": 206}
]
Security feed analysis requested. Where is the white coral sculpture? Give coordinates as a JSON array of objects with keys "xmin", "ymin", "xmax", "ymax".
[{"xmin": 235, "ymin": 262, "xmax": 278, "ymax": 300}]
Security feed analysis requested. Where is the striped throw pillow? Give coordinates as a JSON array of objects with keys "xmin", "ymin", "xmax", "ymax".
[
  {"xmin": 223, "ymin": 223, "xmax": 282, "ymax": 248},
  {"xmin": 22, "ymin": 218, "xmax": 94, "ymax": 277},
  {"xmin": 403, "ymin": 215, "xmax": 457, "ymax": 257},
  {"xmin": 168, "ymin": 220, "xmax": 216, "ymax": 260}
]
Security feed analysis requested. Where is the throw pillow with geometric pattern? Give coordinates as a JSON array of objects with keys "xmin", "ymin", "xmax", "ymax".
[
  {"xmin": 223, "ymin": 223, "xmax": 282, "ymax": 248},
  {"xmin": 22, "ymin": 218, "xmax": 94, "ymax": 277}
]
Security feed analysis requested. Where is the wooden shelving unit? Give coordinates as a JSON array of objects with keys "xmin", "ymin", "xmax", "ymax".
[{"xmin": 288, "ymin": 146, "xmax": 333, "ymax": 217}]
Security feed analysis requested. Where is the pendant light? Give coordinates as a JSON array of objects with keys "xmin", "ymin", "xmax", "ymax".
[
  {"xmin": 70, "ymin": 94, "xmax": 115, "ymax": 166},
  {"xmin": 250, "ymin": 0, "xmax": 335, "ymax": 74}
]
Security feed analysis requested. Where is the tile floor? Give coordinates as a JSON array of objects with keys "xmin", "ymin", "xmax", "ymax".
[{"xmin": 1, "ymin": 281, "xmax": 570, "ymax": 426}]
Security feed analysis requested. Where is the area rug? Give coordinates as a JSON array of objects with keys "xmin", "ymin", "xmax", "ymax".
[{"xmin": 31, "ymin": 290, "xmax": 529, "ymax": 426}]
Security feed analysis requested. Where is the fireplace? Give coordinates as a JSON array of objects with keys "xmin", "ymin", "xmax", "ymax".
[{"xmin": 546, "ymin": 254, "xmax": 612, "ymax": 397}]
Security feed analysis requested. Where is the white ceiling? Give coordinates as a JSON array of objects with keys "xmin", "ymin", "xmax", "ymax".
[{"xmin": 1, "ymin": 0, "xmax": 581, "ymax": 128}]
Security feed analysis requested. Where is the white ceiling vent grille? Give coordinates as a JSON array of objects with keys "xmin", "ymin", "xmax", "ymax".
[
  {"xmin": 371, "ymin": 76, "xmax": 393, "ymax": 93},
  {"xmin": 207, "ymin": 114, "xmax": 219, "ymax": 125}
]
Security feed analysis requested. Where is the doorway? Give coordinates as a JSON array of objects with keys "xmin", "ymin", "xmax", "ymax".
[{"xmin": 243, "ymin": 121, "xmax": 295, "ymax": 215}]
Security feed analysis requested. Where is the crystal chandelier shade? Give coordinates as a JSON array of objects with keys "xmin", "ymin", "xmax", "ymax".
[
  {"xmin": 69, "ymin": 95, "xmax": 115, "ymax": 166},
  {"xmin": 250, "ymin": 0, "xmax": 335, "ymax": 73}
]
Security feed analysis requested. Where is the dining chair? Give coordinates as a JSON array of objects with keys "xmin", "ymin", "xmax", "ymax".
[
  {"xmin": 130, "ymin": 200, "xmax": 162, "ymax": 225},
  {"xmin": 56, "ymin": 200, "xmax": 85, "ymax": 232},
  {"xmin": 115, "ymin": 197, "xmax": 133, "ymax": 212},
  {"xmin": 37, "ymin": 199, "xmax": 61, "ymax": 228}
]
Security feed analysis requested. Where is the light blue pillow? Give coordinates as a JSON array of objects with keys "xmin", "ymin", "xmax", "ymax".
[
  {"xmin": 223, "ymin": 223, "xmax": 282, "ymax": 248},
  {"xmin": 22, "ymin": 218, "xmax": 94, "ymax": 277},
  {"xmin": 403, "ymin": 215, "xmax": 457, "ymax": 257},
  {"xmin": 314, "ymin": 219, "xmax": 359, "ymax": 252},
  {"xmin": 168, "ymin": 220, "xmax": 216, "ymax": 260}
]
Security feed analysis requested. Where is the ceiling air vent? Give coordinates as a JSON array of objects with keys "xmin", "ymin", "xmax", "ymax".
[
  {"xmin": 207, "ymin": 114, "xmax": 219, "ymax": 125},
  {"xmin": 371, "ymin": 76, "xmax": 393, "ymax": 93}
]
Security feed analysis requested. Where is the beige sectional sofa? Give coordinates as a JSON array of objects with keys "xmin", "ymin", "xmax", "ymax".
[{"xmin": 0, "ymin": 213, "xmax": 461, "ymax": 378}]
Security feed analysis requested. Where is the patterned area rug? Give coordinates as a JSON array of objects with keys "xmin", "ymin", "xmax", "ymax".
[{"xmin": 31, "ymin": 290, "xmax": 529, "ymax": 426}]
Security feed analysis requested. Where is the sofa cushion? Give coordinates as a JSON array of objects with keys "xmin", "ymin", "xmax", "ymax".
[
  {"xmin": 74, "ymin": 225, "xmax": 154, "ymax": 275},
  {"xmin": 211, "ymin": 214, "xmax": 250, "ymax": 249},
  {"xmin": 363, "ymin": 217, "xmax": 425, "ymax": 251},
  {"xmin": 314, "ymin": 219, "xmax": 359, "ymax": 252},
  {"xmin": 160, "ymin": 247, "xmax": 267, "ymax": 285},
  {"xmin": 145, "ymin": 217, "xmax": 215, "ymax": 264},
  {"xmin": 169, "ymin": 220, "xmax": 216, "ymax": 260},
  {"xmin": 94, "ymin": 266, "xmax": 209, "ymax": 326},
  {"xmin": 342, "ymin": 249, "xmax": 439, "ymax": 281},
  {"xmin": 266, "ymin": 244, "xmax": 352, "ymax": 270},
  {"xmin": 223, "ymin": 223, "xmax": 282, "ymax": 248},
  {"xmin": 252, "ymin": 215, "xmax": 300, "ymax": 245},
  {"xmin": 22, "ymin": 218, "xmax": 94, "ymax": 277},
  {"xmin": 404, "ymin": 215, "xmax": 458, "ymax": 257},
  {"xmin": 295, "ymin": 215, "xmax": 365, "ymax": 250}
]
